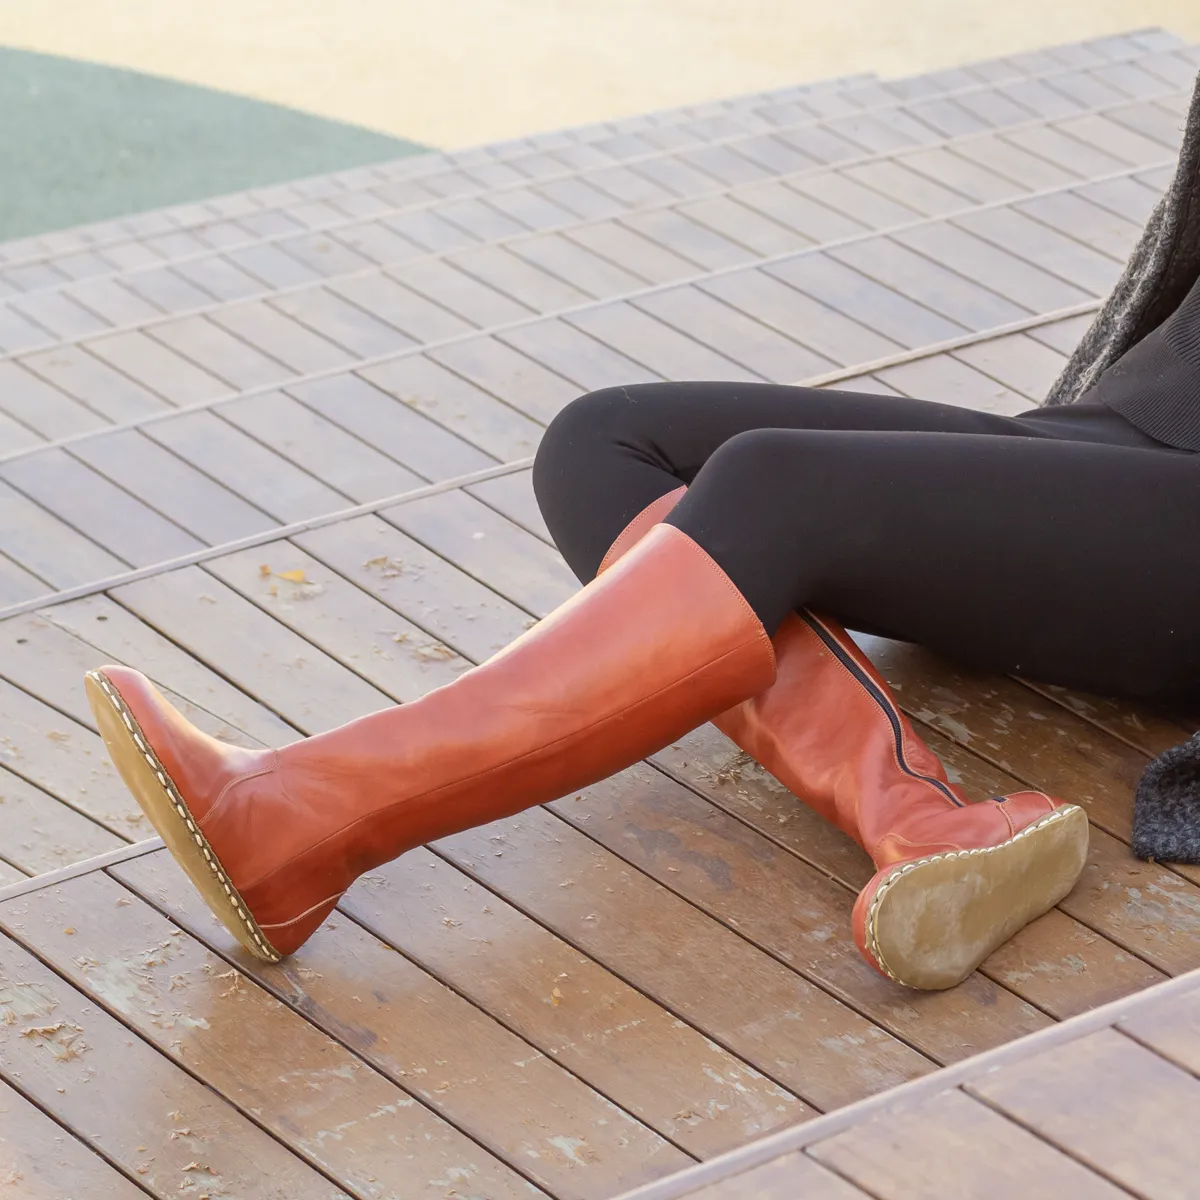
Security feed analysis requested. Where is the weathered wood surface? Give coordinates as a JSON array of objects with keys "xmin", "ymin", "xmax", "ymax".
[
  {"xmin": 2, "ymin": 30, "xmax": 1199, "ymax": 1198},
  {"xmin": 614, "ymin": 973, "xmax": 1200, "ymax": 1200}
]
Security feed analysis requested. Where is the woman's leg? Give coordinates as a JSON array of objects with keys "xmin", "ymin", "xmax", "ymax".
[
  {"xmin": 587, "ymin": 417, "xmax": 1198, "ymax": 988},
  {"xmin": 532, "ymin": 381, "xmax": 1162, "ymax": 585},
  {"xmin": 663, "ymin": 425, "xmax": 1200, "ymax": 697},
  {"xmin": 534, "ymin": 383, "xmax": 1043, "ymax": 584}
]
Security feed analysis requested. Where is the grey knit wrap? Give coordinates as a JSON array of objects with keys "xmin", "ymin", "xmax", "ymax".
[
  {"xmin": 1046, "ymin": 72, "xmax": 1200, "ymax": 406},
  {"xmin": 1039, "ymin": 69, "xmax": 1200, "ymax": 861}
]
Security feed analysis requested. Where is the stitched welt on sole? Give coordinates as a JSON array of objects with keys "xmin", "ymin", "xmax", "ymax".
[
  {"xmin": 84, "ymin": 670, "xmax": 282, "ymax": 964},
  {"xmin": 862, "ymin": 806, "xmax": 1090, "ymax": 991}
]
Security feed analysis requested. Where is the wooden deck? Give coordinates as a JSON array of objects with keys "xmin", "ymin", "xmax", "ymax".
[
  {"xmin": 2, "ymin": 26, "xmax": 1200, "ymax": 1198},
  {"xmin": 614, "ymin": 968, "xmax": 1200, "ymax": 1199}
]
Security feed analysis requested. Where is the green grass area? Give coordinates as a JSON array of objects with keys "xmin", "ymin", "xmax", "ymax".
[{"xmin": 0, "ymin": 46, "xmax": 427, "ymax": 240}]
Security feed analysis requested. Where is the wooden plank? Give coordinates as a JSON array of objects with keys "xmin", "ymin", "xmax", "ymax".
[
  {"xmin": 0, "ymin": 674, "xmax": 143, "ymax": 833},
  {"xmin": 483, "ymin": 188, "xmax": 579, "ymax": 232},
  {"xmin": 9, "ymin": 290, "xmax": 110, "ymax": 340},
  {"xmin": 844, "ymin": 158, "xmax": 974, "ymax": 217},
  {"xmin": 225, "ymin": 241, "xmax": 323, "ymax": 289},
  {"xmin": 654, "ymin": 719, "xmax": 1200, "ymax": 982},
  {"xmin": 1003, "ymin": 123, "xmax": 1130, "ymax": 179},
  {"xmin": 1055, "ymin": 111, "xmax": 1178, "ymax": 165},
  {"xmin": 894, "ymin": 221, "xmax": 1092, "ymax": 311},
  {"xmin": 381, "ymin": 488, "xmax": 577, "ymax": 618},
  {"xmin": 953, "ymin": 206, "xmax": 1125, "ymax": 293},
  {"xmin": 360, "ymin": 353, "xmax": 543, "ymax": 461},
  {"xmin": 467, "ymin": 468, "xmax": 554, "ymax": 543},
  {"xmin": 829, "ymin": 237, "xmax": 1029, "ymax": 330},
  {"xmin": 0, "ymin": 551, "xmax": 48, "ymax": 606},
  {"xmin": 0, "ymin": 360, "xmax": 108, "ymax": 441},
  {"xmin": 287, "ymin": 373, "xmax": 497, "ymax": 481},
  {"xmin": 682, "ymin": 1153, "xmax": 867, "ymax": 1200},
  {"xmin": 618, "ymin": 210, "xmax": 756, "ymax": 271},
  {"xmin": 327, "ymin": 272, "xmax": 475, "ymax": 342},
  {"xmin": 873, "ymin": 354, "xmax": 1031, "ymax": 415},
  {"xmin": 808, "ymin": 1087, "xmax": 1126, "ymax": 1198},
  {"xmin": 436, "ymin": 195, "xmax": 530, "ymax": 240},
  {"xmin": 0, "ymin": 479, "xmax": 125, "ymax": 589},
  {"xmin": 436, "ymin": 805, "xmax": 936, "ymax": 1111},
  {"xmin": 110, "ymin": 852, "xmax": 688, "ymax": 1198},
  {"xmin": 566, "ymin": 303, "xmax": 763, "ymax": 381},
  {"xmin": 543, "ymin": 762, "xmax": 1092, "ymax": 1049},
  {"xmin": 0, "ymin": 1077, "xmax": 149, "ymax": 1199},
  {"xmin": 120, "ymin": 266, "xmax": 215, "ymax": 316},
  {"xmin": 113, "ymin": 567, "xmax": 392, "ymax": 733},
  {"xmin": 1081, "ymin": 174, "xmax": 1166, "ymax": 224},
  {"xmin": 953, "ymin": 332, "xmax": 1069, "ymax": 400},
  {"xmin": 144, "ymin": 410, "xmax": 348, "ymax": 523},
  {"xmin": 968, "ymin": 1028, "xmax": 1200, "ymax": 1197},
  {"xmin": 1027, "ymin": 313, "xmax": 1091, "ymax": 356},
  {"xmin": 207, "ymin": 301, "xmax": 352, "ymax": 375},
  {"xmin": 0, "ymin": 409, "xmax": 43, "ymax": 456},
  {"xmin": 382, "ymin": 207, "xmax": 484, "ymax": 254},
  {"xmin": 171, "ymin": 253, "xmax": 265, "ymax": 302},
  {"xmin": 0, "ymin": 926, "xmax": 352, "ymax": 1200},
  {"xmin": 499, "ymin": 318, "xmax": 662, "ymax": 391},
  {"xmin": 0, "ymin": 870, "xmax": 561, "ymax": 1200},
  {"xmin": 205, "ymin": 542, "xmax": 470, "ymax": 702},
  {"xmin": 510, "ymin": 232, "xmax": 652, "ymax": 300},
  {"xmin": 0, "ymin": 765, "xmax": 123, "ymax": 873},
  {"xmin": 633, "ymin": 287, "xmax": 836, "ymax": 382},
  {"xmin": 765, "ymin": 253, "xmax": 965, "ymax": 349},
  {"xmin": 270, "ymin": 231, "xmax": 374, "ymax": 278},
  {"xmin": 268, "ymin": 286, "xmax": 417, "ymax": 360},
  {"xmin": 733, "ymin": 182, "xmax": 869, "ymax": 243},
  {"xmin": 429, "ymin": 336, "xmax": 581, "ymax": 425},
  {"xmin": 333, "ymin": 218, "xmax": 426, "ymax": 266},
  {"xmin": 149, "ymin": 315, "xmax": 295, "ymax": 390},
  {"xmin": 296, "ymin": 514, "xmax": 533, "ymax": 664},
  {"xmin": 390, "ymin": 257, "xmax": 534, "ymax": 327},
  {"xmin": 19, "ymin": 345, "xmax": 168, "ymax": 425},
  {"xmin": 1119, "ymin": 983, "xmax": 1200, "ymax": 1073},
  {"xmin": 564, "ymin": 221, "xmax": 699, "ymax": 286},
  {"xmin": 890, "ymin": 145, "xmax": 1019, "ymax": 204},
  {"xmin": 70, "ymin": 429, "xmax": 279, "ymax": 546},
  {"xmin": 1, "ymin": 449, "xmax": 203, "ymax": 567},
  {"xmin": 700, "ymin": 269, "xmax": 902, "ymax": 367},
  {"xmin": 1015, "ymin": 190, "xmax": 1141, "ymax": 261},
  {"xmin": 447, "ymin": 244, "xmax": 592, "ymax": 313},
  {"xmin": 634, "ymin": 156, "xmax": 733, "ymax": 202},
  {"xmin": 789, "ymin": 172, "xmax": 920, "ymax": 231},
  {"xmin": 673, "ymin": 196, "xmax": 813, "ymax": 259},
  {"xmin": 342, "ymin": 849, "xmax": 815, "ymax": 1156},
  {"xmin": 86, "ymin": 330, "xmax": 229, "ymax": 406},
  {"xmin": 220, "ymin": 391, "xmax": 424, "ymax": 502},
  {"xmin": 44, "ymin": 592, "xmax": 300, "ymax": 746}
]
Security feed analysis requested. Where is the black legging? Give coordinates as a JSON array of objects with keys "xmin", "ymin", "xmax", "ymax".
[{"xmin": 532, "ymin": 384, "xmax": 1200, "ymax": 700}]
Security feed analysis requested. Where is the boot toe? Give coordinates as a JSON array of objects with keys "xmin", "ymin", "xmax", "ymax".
[{"xmin": 85, "ymin": 667, "xmax": 284, "ymax": 964}]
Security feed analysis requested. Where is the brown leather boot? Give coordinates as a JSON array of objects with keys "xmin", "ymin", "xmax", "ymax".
[
  {"xmin": 603, "ymin": 493, "xmax": 1089, "ymax": 991},
  {"xmin": 86, "ymin": 524, "xmax": 775, "ymax": 962}
]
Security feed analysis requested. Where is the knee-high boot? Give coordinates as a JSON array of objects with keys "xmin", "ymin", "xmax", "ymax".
[
  {"xmin": 602, "ymin": 491, "xmax": 1089, "ymax": 991},
  {"xmin": 86, "ymin": 523, "xmax": 775, "ymax": 961}
]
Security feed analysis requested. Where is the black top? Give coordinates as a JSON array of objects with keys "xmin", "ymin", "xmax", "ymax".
[{"xmin": 1086, "ymin": 271, "xmax": 1200, "ymax": 451}]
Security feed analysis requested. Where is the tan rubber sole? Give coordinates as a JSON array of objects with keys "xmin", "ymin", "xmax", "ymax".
[
  {"xmin": 861, "ymin": 805, "xmax": 1090, "ymax": 991},
  {"xmin": 84, "ymin": 670, "xmax": 282, "ymax": 963}
]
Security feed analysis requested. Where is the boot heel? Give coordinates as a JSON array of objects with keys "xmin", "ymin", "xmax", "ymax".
[
  {"xmin": 854, "ymin": 804, "xmax": 1090, "ymax": 990},
  {"xmin": 85, "ymin": 671, "xmax": 282, "ymax": 963}
]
